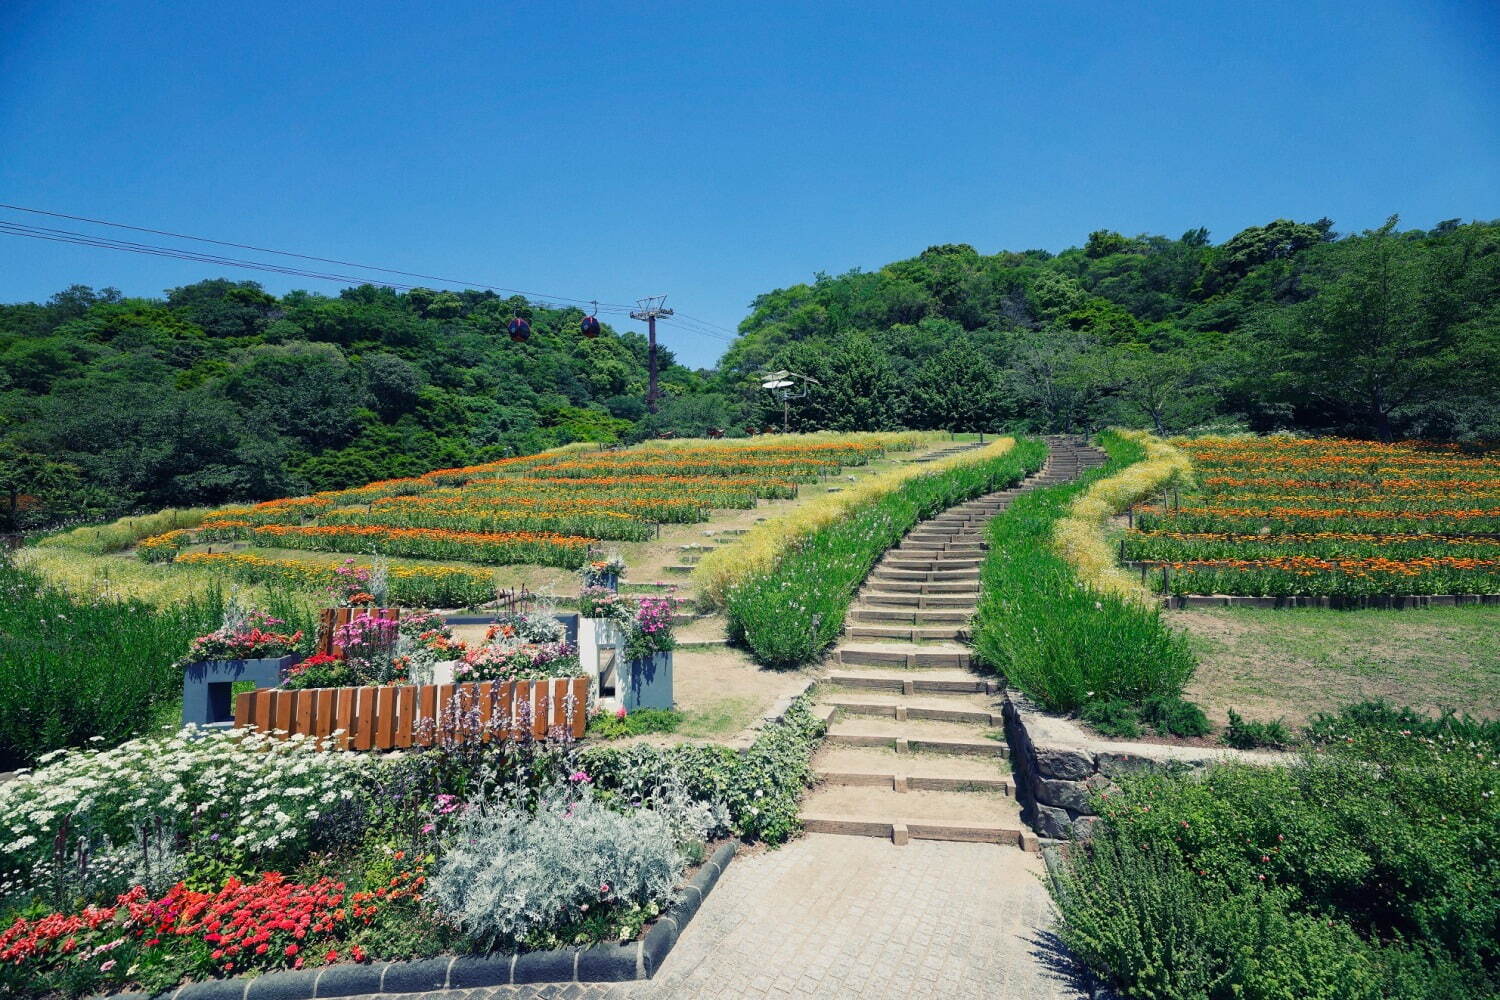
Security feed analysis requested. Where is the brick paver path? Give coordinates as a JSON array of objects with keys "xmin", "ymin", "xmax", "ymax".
[{"xmin": 352, "ymin": 834, "xmax": 1089, "ymax": 1000}]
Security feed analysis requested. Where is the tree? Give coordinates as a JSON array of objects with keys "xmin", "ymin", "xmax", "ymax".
[
  {"xmin": 0, "ymin": 442, "xmax": 83, "ymax": 530},
  {"xmin": 1269, "ymin": 217, "xmax": 1469, "ymax": 439},
  {"xmin": 904, "ymin": 348, "xmax": 1006, "ymax": 432},
  {"xmin": 775, "ymin": 335, "xmax": 903, "ymax": 432}
]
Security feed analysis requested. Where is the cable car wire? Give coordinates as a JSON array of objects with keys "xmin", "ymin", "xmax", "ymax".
[
  {"xmin": 0, "ymin": 202, "xmax": 637, "ymax": 310},
  {"xmin": 0, "ymin": 206, "xmax": 741, "ymax": 345}
]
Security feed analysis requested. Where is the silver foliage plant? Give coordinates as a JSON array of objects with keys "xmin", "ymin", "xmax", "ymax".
[{"xmin": 428, "ymin": 787, "xmax": 687, "ymax": 950}]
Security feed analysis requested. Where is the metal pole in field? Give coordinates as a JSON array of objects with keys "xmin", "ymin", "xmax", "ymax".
[{"xmin": 630, "ymin": 296, "xmax": 673, "ymax": 414}]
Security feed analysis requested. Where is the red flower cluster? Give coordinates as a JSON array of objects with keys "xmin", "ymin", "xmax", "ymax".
[{"xmin": 0, "ymin": 864, "xmax": 426, "ymax": 979}]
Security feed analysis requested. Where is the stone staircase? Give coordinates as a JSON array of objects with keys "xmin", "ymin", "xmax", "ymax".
[
  {"xmin": 907, "ymin": 439, "xmax": 986, "ymax": 463},
  {"xmin": 799, "ymin": 437, "xmax": 1108, "ymax": 851}
]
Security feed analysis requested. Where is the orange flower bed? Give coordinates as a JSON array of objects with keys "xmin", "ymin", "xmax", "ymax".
[{"xmin": 1129, "ymin": 437, "xmax": 1500, "ymax": 594}]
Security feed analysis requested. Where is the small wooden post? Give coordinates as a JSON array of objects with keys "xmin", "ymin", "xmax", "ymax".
[{"xmin": 1161, "ymin": 563, "xmax": 1171, "ymax": 595}]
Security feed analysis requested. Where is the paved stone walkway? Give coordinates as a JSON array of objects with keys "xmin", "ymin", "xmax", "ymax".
[{"xmin": 352, "ymin": 835, "xmax": 1090, "ymax": 1000}]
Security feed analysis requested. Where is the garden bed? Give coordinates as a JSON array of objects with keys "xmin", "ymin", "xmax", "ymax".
[{"xmin": 99, "ymin": 842, "xmax": 738, "ymax": 1000}]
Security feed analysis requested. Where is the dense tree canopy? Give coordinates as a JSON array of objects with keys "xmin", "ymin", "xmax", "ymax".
[
  {"xmin": 0, "ymin": 282, "xmax": 706, "ymax": 526},
  {"xmin": 3, "ymin": 214, "xmax": 1496, "ymax": 528},
  {"xmin": 719, "ymin": 216, "xmax": 1499, "ymax": 442}
]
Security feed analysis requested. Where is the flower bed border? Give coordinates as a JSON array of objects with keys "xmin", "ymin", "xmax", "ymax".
[
  {"xmin": 100, "ymin": 842, "xmax": 737, "ymax": 1000},
  {"xmin": 1162, "ymin": 592, "xmax": 1500, "ymax": 609}
]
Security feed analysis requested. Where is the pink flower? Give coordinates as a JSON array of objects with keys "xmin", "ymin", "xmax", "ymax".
[
  {"xmin": 615, "ymin": 707, "xmax": 627, "ymax": 719},
  {"xmin": 569, "ymin": 770, "xmax": 591, "ymax": 784},
  {"xmin": 421, "ymin": 823, "xmax": 435, "ymax": 834},
  {"xmin": 100, "ymin": 960, "xmax": 116, "ymax": 972}
]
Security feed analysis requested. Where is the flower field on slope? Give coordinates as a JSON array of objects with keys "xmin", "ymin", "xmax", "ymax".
[
  {"xmin": 1124, "ymin": 437, "xmax": 1500, "ymax": 596},
  {"xmin": 136, "ymin": 435, "xmax": 926, "ymax": 571}
]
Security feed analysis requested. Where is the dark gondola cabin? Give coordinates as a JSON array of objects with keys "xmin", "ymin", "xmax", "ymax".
[
  {"xmin": 507, "ymin": 317, "xmax": 531, "ymax": 343},
  {"xmin": 580, "ymin": 315, "xmax": 602, "ymax": 339}
]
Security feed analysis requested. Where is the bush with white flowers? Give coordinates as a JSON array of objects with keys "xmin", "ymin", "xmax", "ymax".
[{"xmin": 0, "ymin": 728, "xmax": 376, "ymax": 903}]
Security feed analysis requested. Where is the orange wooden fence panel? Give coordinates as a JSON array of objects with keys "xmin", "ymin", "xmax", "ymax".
[{"xmin": 233, "ymin": 676, "xmax": 589, "ymax": 749}]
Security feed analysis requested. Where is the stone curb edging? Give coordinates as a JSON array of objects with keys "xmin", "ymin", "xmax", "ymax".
[
  {"xmin": 101, "ymin": 842, "xmax": 738, "ymax": 1000},
  {"xmin": 1160, "ymin": 592, "xmax": 1500, "ymax": 610}
]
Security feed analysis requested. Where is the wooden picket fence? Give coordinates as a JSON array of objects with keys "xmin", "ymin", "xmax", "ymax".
[{"xmin": 232, "ymin": 676, "xmax": 589, "ymax": 750}]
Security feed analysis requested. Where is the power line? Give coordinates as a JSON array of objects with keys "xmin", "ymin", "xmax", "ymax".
[
  {"xmin": 673, "ymin": 311, "xmax": 741, "ymax": 337},
  {"xmin": 0, "ymin": 201, "xmax": 636, "ymax": 310},
  {"xmin": 0, "ymin": 221, "xmax": 428, "ymax": 289},
  {"xmin": 0, "ymin": 205, "xmax": 743, "ymax": 346}
]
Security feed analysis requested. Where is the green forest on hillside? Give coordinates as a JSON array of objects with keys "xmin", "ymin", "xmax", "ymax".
[
  {"xmin": 724, "ymin": 215, "xmax": 1499, "ymax": 440},
  {"xmin": 2, "ymin": 215, "xmax": 1496, "ymax": 528}
]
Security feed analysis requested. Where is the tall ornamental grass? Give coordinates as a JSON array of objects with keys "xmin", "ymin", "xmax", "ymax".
[
  {"xmin": 971, "ymin": 432, "xmax": 1195, "ymax": 711},
  {"xmin": 36, "ymin": 508, "xmax": 213, "ymax": 555},
  {"xmin": 0, "ymin": 558, "xmax": 311, "ymax": 768},
  {"xmin": 1052, "ymin": 429, "xmax": 1192, "ymax": 603},
  {"xmin": 725, "ymin": 439, "xmax": 1046, "ymax": 668}
]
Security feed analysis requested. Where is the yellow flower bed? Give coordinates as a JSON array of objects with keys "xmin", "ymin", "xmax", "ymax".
[
  {"xmin": 695, "ymin": 437, "xmax": 1015, "ymax": 609},
  {"xmin": 1052, "ymin": 429, "xmax": 1192, "ymax": 604}
]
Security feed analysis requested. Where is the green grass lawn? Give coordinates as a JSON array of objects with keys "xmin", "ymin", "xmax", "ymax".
[{"xmin": 1171, "ymin": 605, "xmax": 1500, "ymax": 727}]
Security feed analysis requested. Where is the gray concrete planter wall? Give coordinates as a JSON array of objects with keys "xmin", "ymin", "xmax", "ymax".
[
  {"xmin": 182, "ymin": 656, "xmax": 301, "ymax": 728},
  {"xmin": 103, "ymin": 841, "xmax": 736, "ymax": 1000}
]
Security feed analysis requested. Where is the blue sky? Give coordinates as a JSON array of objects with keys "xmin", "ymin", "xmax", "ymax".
[{"xmin": 2, "ymin": 0, "xmax": 1497, "ymax": 368}]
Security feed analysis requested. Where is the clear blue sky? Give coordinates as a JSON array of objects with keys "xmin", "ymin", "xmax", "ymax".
[{"xmin": 2, "ymin": 0, "xmax": 1496, "ymax": 368}]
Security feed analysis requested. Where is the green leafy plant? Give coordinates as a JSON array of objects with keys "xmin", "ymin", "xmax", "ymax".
[
  {"xmin": 1222, "ymin": 709, "xmax": 1291, "ymax": 749},
  {"xmin": 585, "ymin": 707, "xmax": 683, "ymax": 740},
  {"xmin": 1056, "ymin": 723, "xmax": 1499, "ymax": 999},
  {"xmin": 582, "ymin": 697, "xmax": 826, "ymax": 845}
]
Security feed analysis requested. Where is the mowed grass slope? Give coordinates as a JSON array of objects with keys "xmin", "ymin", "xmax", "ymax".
[{"xmin": 1175, "ymin": 604, "xmax": 1500, "ymax": 726}]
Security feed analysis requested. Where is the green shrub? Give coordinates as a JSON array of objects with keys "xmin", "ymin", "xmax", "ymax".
[
  {"xmin": 1052, "ymin": 834, "xmax": 1383, "ymax": 1000},
  {"xmin": 1080, "ymin": 698, "xmax": 1141, "ymax": 738},
  {"xmin": 581, "ymin": 697, "xmax": 826, "ymax": 845},
  {"xmin": 971, "ymin": 432, "xmax": 1197, "ymax": 712},
  {"xmin": 1222, "ymin": 709, "xmax": 1292, "ymax": 749},
  {"xmin": 1062, "ymin": 725, "xmax": 1500, "ymax": 998},
  {"xmin": 725, "ymin": 439, "xmax": 1047, "ymax": 668},
  {"xmin": 1142, "ymin": 695, "xmax": 1211, "ymax": 737},
  {"xmin": 584, "ymin": 707, "xmax": 683, "ymax": 740},
  {"xmin": 1305, "ymin": 699, "xmax": 1500, "ymax": 749}
]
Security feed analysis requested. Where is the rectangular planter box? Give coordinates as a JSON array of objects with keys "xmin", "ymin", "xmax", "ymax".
[
  {"xmin": 182, "ymin": 655, "xmax": 302, "ymax": 728},
  {"xmin": 623, "ymin": 651, "xmax": 673, "ymax": 711},
  {"xmin": 233, "ymin": 675, "xmax": 590, "ymax": 750}
]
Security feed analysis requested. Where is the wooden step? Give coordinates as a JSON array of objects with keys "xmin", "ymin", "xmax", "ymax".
[
  {"xmin": 845, "ymin": 624, "xmax": 967, "ymax": 641},
  {"xmin": 823, "ymin": 698, "xmax": 1000, "ymax": 727},
  {"xmin": 849, "ymin": 607, "xmax": 971, "ymax": 623},
  {"xmin": 834, "ymin": 645, "xmax": 973, "ymax": 668},
  {"xmin": 826, "ymin": 668, "xmax": 991, "ymax": 692},
  {"xmin": 863, "ymin": 592, "xmax": 977, "ymax": 609},
  {"xmin": 798, "ymin": 786, "xmax": 1033, "ymax": 849}
]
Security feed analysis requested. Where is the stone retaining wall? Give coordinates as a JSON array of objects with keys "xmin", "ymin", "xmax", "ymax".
[{"xmin": 1002, "ymin": 688, "xmax": 1286, "ymax": 840}]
